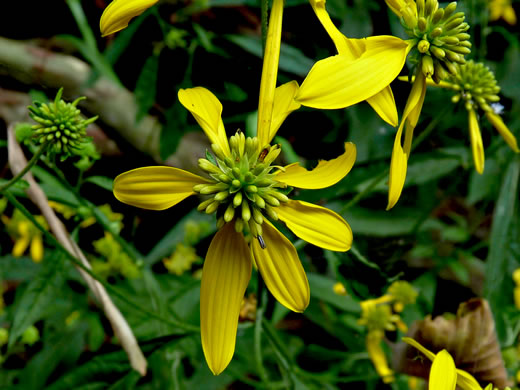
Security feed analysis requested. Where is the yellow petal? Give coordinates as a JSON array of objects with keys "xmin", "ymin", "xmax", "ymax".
[
  {"xmin": 178, "ymin": 87, "xmax": 231, "ymax": 156},
  {"xmin": 99, "ymin": 0, "xmax": 158, "ymax": 37},
  {"xmin": 402, "ymin": 337, "xmax": 436, "ymax": 361},
  {"xmin": 503, "ymin": 6, "xmax": 517, "ymax": 25},
  {"xmin": 12, "ymin": 236, "xmax": 30, "ymax": 257},
  {"xmin": 485, "ymin": 112, "xmax": 520, "ymax": 153},
  {"xmin": 468, "ymin": 108, "xmax": 485, "ymax": 174},
  {"xmin": 200, "ymin": 223, "xmax": 252, "ymax": 375},
  {"xmin": 295, "ymin": 36, "xmax": 409, "ymax": 109},
  {"xmin": 276, "ymin": 200, "xmax": 352, "ymax": 251},
  {"xmin": 366, "ymin": 86, "xmax": 399, "ymax": 127},
  {"xmin": 309, "ymin": 0, "xmax": 351, "ymax": 55},
  {"xmin": 366, "ymin": 330, "xmax": 394, "ymax": 383},
  {"xmin": 30, "ymin": 235, "xmax": 44, "ymax": 263},
  {"xmin": 257, "ymin": 0, "xmax": 284, "ymax": 148},
  {"xmin": 387, "ymin": 71, "xmax": 427, "ymax": 210},
  {"xmin": 276, "ymin": 142, "xmax": 356, "ymax": 189},
  {"xmin": 456, "ymin": 369, "xmax": 484, "ymax": 390},
  {"xmin": 252, "ymin": 221, "xmax": 309, "ymax": 312},
  {"xmin": 430, "ymin": 350, "xmax": 457, "ymax": 390},
  {"xmin": 113, "ymin": 166, "xmax": 208, "ymax": 210},
  {"xmin": 260, "ymin": 81, "xmax": 301, "ymax": 147}
]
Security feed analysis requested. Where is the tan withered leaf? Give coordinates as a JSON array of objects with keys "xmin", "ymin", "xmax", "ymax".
[{"xmin": 393, "ymin": 298, "xmax": 511, "ymax": 388}]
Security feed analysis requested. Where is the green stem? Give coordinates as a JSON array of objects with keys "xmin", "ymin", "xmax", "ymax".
[
  {"xmin": 4, "ymin": 191, "xmax": 199, "ymax": 334},
  {"xmin": 254, "ymin": 308, "xmax": 270, "ymax": 387},
  {"xmin": 261, "ymin": 0, "xmax": 269, "ymax": 53},
  {"xmin": 0, "ymin": 143, "xmax": 48, "ymax": 193}
]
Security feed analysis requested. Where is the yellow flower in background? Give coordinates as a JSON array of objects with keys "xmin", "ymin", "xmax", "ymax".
[
  {"xmin": 366, "ymin": 330, "xmax": 395, "ymax": 383},
  {"xmin": 513, "ymin": 268, "xmax": 520, "ymax": 309},
  {"xmin": 399, "ymin": 61, "xmax": 519, "ymax": 174},
  {"xmin": 100, "ymin": 0, "xmax": 159, "ymax": 37},
  {"xmin": 489, "ymin": 0, "xmax": 517, "ymax": 25},
  {"xmin": 403, "ymin": 338, "xmax": 483, "ymax": 390},
  {"xmin": 113, "ymin": 0, "xmax": 355, "ymax": 375},
  {"xmin": 385, "ymin": 0, "xmax": 473, "ymax": 209},
  {"xmin": 295, "ymin": 0, "xmax": 410, "ymax": 126},
  {"xmin": 2, "ymin": 210, "xmax": 47, "ymax": 263}
]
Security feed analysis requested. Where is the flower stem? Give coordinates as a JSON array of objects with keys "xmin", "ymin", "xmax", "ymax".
[
  {"xmin": 0, "ymin": 143, "xmax": 48, "ymax": 193},
  {"xmin": 254, "ymin": 307, "xmax": 270, "ymax": 387}
]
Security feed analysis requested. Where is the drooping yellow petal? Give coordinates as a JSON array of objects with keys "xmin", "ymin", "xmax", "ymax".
[
  {"xmin": 402, "ymin": 337, "xmax": 436, "ymax": 361},
  {"xmin": 178, "ymin": 87, "xmax": 231, "ymax": 157},
  {"xmin": 430, "ymin": 350, "xmax": 457, "ymax": 390},
  {"xmin": 30, "ymin": 235, "xmax": 44, "ymax": 263},
  {"xmin": 277, "ymin": 200, "xmax": 352, "ymax": 251},
  {"xmin": 485, "ymin": 112, "xmax": 520, "ymax": 153},
  {"xmin": 387, "ymin": 71, "xmax": 427, "ymax": 210},
  {"xmin": 12, "ymin": 235, "xmax": 30, "ymax": 257},
  {"xmin": 113, "ymin": 166, "xmax": 208, "ymax": 210},
  {"xmin": 366, "ymin": 330, "xmax": 394, "ymax": 383},
  {"xmin": 366, "ymin": 86, "xmax": 399, "ymax": 127},
  {"xmin": 309, "ymin": 0, "xmax": 350, "ymax": 55},
  {"xmin": 468, "ymin": 108, "xmax": 485, "ymax": 174},
  {"xmin": 99, "ymin": 0, "xmax": 158, "ymax": 37},
  {"xmin": 276, "ymin": 142, "xmax": 356, "ymax": 189},
  {"xmin": 251, "ymin": 221, "xmax": 309, "ymax": 312},
  {"xmin": 262, "ymin": 81, "xmax": 301, "ymax": 147},
  {"xmin": 455, "ymin": 369, "xmax": 483, "ymax": 390},
  {"xmin": 295, "ymin": 36, "xmax": 410, "ymax": 110},
  {"xmin": 200, "ymin": 223, "xmax": 252, "ymax": 375},
  {"xmin": 256, "ymin": 0, "xmax": 284, "ymax": 148}
]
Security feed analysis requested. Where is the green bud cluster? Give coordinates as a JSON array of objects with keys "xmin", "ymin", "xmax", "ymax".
[
  {"xmin": 401, "ymin": 0, "xmax": 471, "ymax": 83},
  {"xmin": 194, "ymin": 130, "xmax": 289, "ymax": 248},
  {"xmin": 28, "ymin": 88, "xmax": 98, "ymax": 158},
  {"xmin": 387, "ymin": 281, "xmax": 418, "ymax": 305},
  {"xmin": 448, "ymin": 61, "xmax": 501, "ymax": 112}
]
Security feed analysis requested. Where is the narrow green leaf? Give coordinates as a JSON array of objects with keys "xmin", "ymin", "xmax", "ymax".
[
  {"xmin": 484, "ymin": 156, "xmax": 520, "ymax": 343},
  {"xmin": 8, "ymin": 254, "xmax": 66, "ymax": 349},
  {"xmin": 84, "ymin": 176, "xmax": 114, "ymax": 192},
  {"xmin": 135, "ymin": 54, "xmax": 159, "ymax": 122},
  {"xmin": 66, "ymin": 0, "xmax": 97, "ymax": 52}
]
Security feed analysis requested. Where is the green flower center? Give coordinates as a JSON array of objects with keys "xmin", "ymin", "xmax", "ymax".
[
  {"xmin": 448, "ymin": 61, "xmax": 501, "ymax": 112},
  {"xmin": 193, "ymin": 131, "xmax": 289, "ymax": 247},
  {"xmin": 401, "ymin": 0, "xmax": 471, "ymax": 83},
  {"xmin": 28, "ymin": 88, "xmax": 97, "ymax": 157}
]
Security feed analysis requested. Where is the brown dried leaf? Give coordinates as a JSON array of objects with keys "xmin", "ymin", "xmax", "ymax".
[{"xmin": 394, "ymin": 298, "xmax": 511, "ymax": 388}]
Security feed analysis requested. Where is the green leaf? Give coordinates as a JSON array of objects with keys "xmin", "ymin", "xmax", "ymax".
[
  {"xmin": 32, "ymin": 166, "xmax": 78, "ymax": 206},
  {"xmin": 160, "ymin": 102, "xmax": 186, "ymax": 160},
  {"xmin": 225, "ymin": 34, "xmax": 313, "ymax": 77},
  {"xmin": 84, "ymin": 176, "xmax": 114, "ymax": 192},
  {"xmin": 135, "ymin": 54, "xmax": 159, "ymax": 122},
  {"xmin": 145, "ymin": 209, "xmax": 215, "ymax": 266},
  {"xmin": 18, "ymin": 322, "xmax": 87, "ymax": 389},
  {"xmin": 342, "ymin": 207, "xmax": 423, "ymax": 237},
  {"xmin": 484, "ymin": 156, "xmax": 520, "ymax": 343},
  {"xmin": 307, "ymin": 273, "xmax": 360, "ymax": 313},
  {"xmin": 8, "ymin": 254, "xmax": 66, "ymax": 349},
  {"xmin": 66, "ymin": 0, "xmax": 97, "ymax": 52},
  {"xmin": 46, "ymin": 334, "xmax": 184, "ymax": 390}
]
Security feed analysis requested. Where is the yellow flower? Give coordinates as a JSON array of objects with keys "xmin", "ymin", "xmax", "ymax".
[
  {"xmin": 113, "ymin": 0, "xmax": 355, "ymax": 375},
  {"xmin": 366, "ymin": 330, "xmax": 395, "ymax": 383},
  {"xmin": 99, "ymin": 0, "xmax": 159, "ymax": 37},
  {"xmin": 403, "ymin": 338, "xmax": 483, "ymax": 390},
  {"xmin": 399, "ymin": 61, "xmax": 519, "ymax": 174},
  {"xmin": 294, "ymin": 0, "xmax": 411, "ymax": 126},
  {"xmin": 2, "ymin": 210, "xmax": 47, "ymax": 263},
  {"xmin": 489, "ymin": 0, "xmax": 517, "ymax": 25}
]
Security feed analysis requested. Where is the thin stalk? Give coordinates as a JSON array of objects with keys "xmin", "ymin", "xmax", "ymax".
[
  {"xmin": 4, "ymin": 191, "xmax": 199, "ymax": 333},
  {"xmin": 0, "ymin": 143, "xmax": 48, "ymax": 193},
  {"xmin": 254, "ymin": 308, "xmax": 271, "ymax": 387}
]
